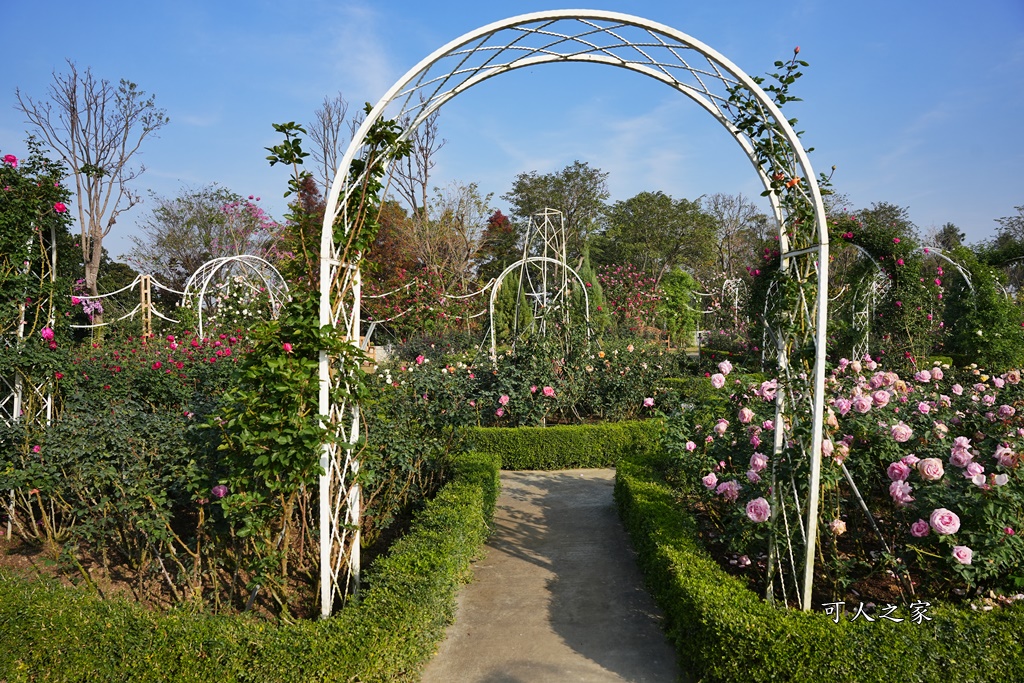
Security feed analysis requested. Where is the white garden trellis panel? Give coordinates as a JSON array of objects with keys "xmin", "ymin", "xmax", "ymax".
[{"xmin": 319, "ymin": 10, "xmax": 830, "ymax": 617}]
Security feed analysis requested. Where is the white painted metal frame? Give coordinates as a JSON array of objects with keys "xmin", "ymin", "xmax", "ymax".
[
  {"xmin": 319, "ymin": 10, "xmax": 830, "ymax": 616},
  {"xmin": 181, "ymin": 255, "xmax": 290, "ymax": 338}
]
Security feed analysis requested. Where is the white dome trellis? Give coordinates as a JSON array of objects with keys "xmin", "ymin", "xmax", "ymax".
[
  {"xmin": 319, "ymin": 10, "xmax": 830, "ymax": 617},
  {"xmin": 181, "ymin": 255, "xmax": 290, "ymax": 339}
]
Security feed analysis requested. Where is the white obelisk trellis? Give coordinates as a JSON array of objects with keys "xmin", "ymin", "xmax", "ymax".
[{"xmin": 318, "ymin": 10, "xmax": 830, "ymax": 617}]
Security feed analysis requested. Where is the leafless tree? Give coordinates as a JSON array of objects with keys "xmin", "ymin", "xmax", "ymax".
[
  {"xmin": 391, "ymin": 101, "xmax": 446, "ymax": 217},
  {"xmin": 307, "ymin": 92, "xmax": 349, "ymax": 197},
  {"xmin": 705, "ymin": 193, "xmax": 766, "ymax": 279},
  {"xmin": 15, "ymin": 60, "xmax": 168, "ymax": 316}
]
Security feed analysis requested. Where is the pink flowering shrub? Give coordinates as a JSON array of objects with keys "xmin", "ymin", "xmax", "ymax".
[{"xmin": 663, "ymin": 354, "xmax": 1024, "ymax": 600}]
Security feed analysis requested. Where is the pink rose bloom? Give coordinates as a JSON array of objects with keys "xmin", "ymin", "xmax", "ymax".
[
  {"xmin": 531, "ymin": 385, "xmax": 538, "ymax": 393},
  {"xmin": 762, "ymin": 419, "xmax": 774, "ymax": 431},
  {"xmin": 850, "ymin": 360, "xmax": 863, "ymax": 374},
  {"xmin": 910, "ymin": 519, "xmax": 930, "ymax": 537},
  {"xmin": 974, "ymin": 383, "xmax": 988, "ymax": 393},
  {"xmin": 830, "ymin": 519, "xmax": 847, "ymax": 535},
  {"xmin": 939, "ymin": 395, "xmax": 951, "ymax": 408},
  {"xmin": 542, "ymin": 386, "xmax": 555, "ymax": 397},
  {"xmin": 71, "ymin": 296, "xmax": 81, "ymax": 305},
  {"xmin": 499, "ymin": 394, "xmax": 509, "ymax": 406},
  {"xmin": 998, "ymin": 404, "xmax": 1015, "ymax": 418},
  {"xmin": 971, "ymin": 473, "xmax": 988, "ymax": 487},
  {"xmin": 834, "ymin": 397, "xmax": 852, "ymax": 416},
  {"xmin": 902, "ymin": 453, "xmax": 920, "ymax": 467},
  {"xmin": 917, "ymin": 402, "xmax": 930, "ymax": 415},
  {"xmin": 964, "ymin": 462, "xmax": 984, "ymax": 478},
  {"xmin": 746, "ymin": 469, "xmax": 761, "ymax": 483},
  {"xmin": 914, "ymin": 370, "xmax": 932, "ymax": 383},
  {"xmin": 929, "ymin": 508, "xmax": 961, "ymax": 535},
  {"xmin": 714, "ymin": 419, "xmax": 729, "ymax": 436},
  {"xmin": 870, "ymin": 373, "xmax": 887, "ymax": 389},
  {"xmin": 710, "ymin": 373, "xmax": 726, "ymax": 389},
  {"xmin": 952, "ymin": 383, "xmax": 964, "ymax": 395},
  {"xmin": 685, "ymin": 441, "xmax": 696, "ymax": 452},
  {"xmin": 931, "ymin": 367, "xmax": 944, "ymax": 381},
  {"xmin": 950, "ymin": 449, "xmax": 973, "ymax": 468},
  {"xmin": 993, "ymin": 377, "xmax": 1005, "ymax": 388},
  {"xmin": 282, "ymin": 342, "xmax": 293, "ymax": 353},
  {"xmin": 750, "ymin": 434, "xmax": 761, "ymax": 448},
  {"xmin": 2, "ymin": 154, "xmax": 17, "ymax": 167},
  {"xmin": 994, "ymin": 445, "xmax": 1016, "ymax": 468},
  {"xmin": 887, "ymin": 461, "xmax": 911, "ymax": 481},
  {"xmin": 889, "ymin": 480, "xmax": 915, "ymax": 507},
  {"xmin": 718, "ymin": 360, "xmax": 733, "ymax": 376},
  {"xmin": 1006, "ymin": 370, "xmax": 1021, "ymax": 385},
  {"xmin": 852, "ymin": 396, "xmax": 872, "ymax": 414},
  {"xmin": 53, "ymin": 202, "xmax": 67, "ymax": 213},
  {"xmin": 952, "ymin": 545, "xmax": 973, "ymax": 565},
  {"xmin": 759, "ymin": 379, "xmax": 778, "ymax": 401},
  {"xmin": 834, "ymin": 442, "xmax": 850, "ymax": 463},
  {"xmin": 745, "ymin": 496, "xmax": 771, "ymax": 523},
  {"xmin": 495, "ymin": 407, "xmax": 506, "ymax": 417},
  {"xmin": 821, "ymin": 439, "xmax": 834, "ymax": 459},
  {"xmin": 750, "ymin": 452, "xmax": 768, "ymax": 472},
  {"xmin": 983, "ymin": 394, "xmax": 996, "ymax": 406},
  {"xmin": 416, "ymin": 355, "xmax": 425, "ymax": 365},
  {"xmin": 917, "ymin": 458, "xmax": 944, "ymax": 481},
  {"xmin": 716, "ymin": 480, "xmax": 741, "ymax": 502},
  {"xmin": 738, "ymin": 407, "xmax": 754, "ymax": 423},
  {"xmin": 643, "ymin": 397, "xmax": 655, "ymax": 408},
  {"xmin": 40, "ymin": 327, "xmax": 55, "ymax": 341},
  {"xmin": 702, "ymin": 472, "xmax": 718, "ymax": 489},
  {"xmin": 995, "ymin": 473, "xmax": 1010, "ymax": 486},
  {"xmin": 891, "ymin": 421, "xmax": 913, "ymax": 443},
  {"xmin": 872, "ymin": 390, "xmax": 891, "ymax": 407}
]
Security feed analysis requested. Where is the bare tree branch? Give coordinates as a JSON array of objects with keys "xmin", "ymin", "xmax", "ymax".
[
  {"xmin": 307, "ymin": 92, "xmax": 350, "ymax": 198},
  {"xmin": 15, "ymin": 60, "xmax": 168, "ymax": 313}
]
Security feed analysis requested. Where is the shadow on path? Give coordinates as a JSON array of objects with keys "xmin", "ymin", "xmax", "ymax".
[{"xmin": 421, "ymin": 469, "xmax": 686, "ymax": 683}]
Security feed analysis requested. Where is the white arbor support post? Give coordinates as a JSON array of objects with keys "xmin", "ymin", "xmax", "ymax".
[{"xmin": 318, "ymin": 10, "xmax": 830, "ymax": 616}]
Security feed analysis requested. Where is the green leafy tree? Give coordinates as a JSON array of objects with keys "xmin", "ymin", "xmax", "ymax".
[
  {"xmin": 476, "ymin": 209, "xmax": 518, "ymax": 282},
  {"xmin": 502, "ymin": 161, "xmax": 609, "ymax": 264},
  {"xmin": 492, "ymin": 270, "xmax": 533, "ymax": 342},
  {"xmin": 658, "ymin": 269, "xmax": 701, "ymax": 347},
  {"xmin": 598, "ymin": 190, "xmax": 716, "ymax": 284}
]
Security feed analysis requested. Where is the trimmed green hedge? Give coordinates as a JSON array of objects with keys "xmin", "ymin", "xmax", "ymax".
[
  {"xmin": 465, "ymin": 420, "xmax": 662, "ymax": 470},
  {"xmin": 0, "ymin": 450, "xmax": 501, "ymax": 683},
  {"xmin": 614, "ymin": 450, "xmax": 1024, "ymax": 683}
]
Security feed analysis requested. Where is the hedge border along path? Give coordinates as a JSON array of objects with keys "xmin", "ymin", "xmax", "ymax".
[
  {"xmin": 614, "ymin": 449, "xmax": 1024, "ymax": 683},
  {"xmin": 0, "ymin": 450, "xmax": 500, "ymax": 683}
]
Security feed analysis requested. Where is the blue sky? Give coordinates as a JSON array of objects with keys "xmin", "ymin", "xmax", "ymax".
[{"xmin": 2, "ymin": 0, "xmax": 1022, "ymax": 260}]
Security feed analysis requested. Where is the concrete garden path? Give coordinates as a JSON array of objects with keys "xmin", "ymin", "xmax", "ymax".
[{"xmin": 421, "ymin": 469, "xmax": 685, "ymax": 683}]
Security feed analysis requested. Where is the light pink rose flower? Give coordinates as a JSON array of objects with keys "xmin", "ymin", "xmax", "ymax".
[
  {"xmin": 993, "ymin": 377, "xmax": 1005, "ymax": 388},
  {"xmin": 643, "ymin": 397, "xmax": 655, "ymax": 408},
  {"xmin": 685, "ymin": 441, "xmax": 696, "ymax": 452},
  {"xmin": 952, "ymin": 545, "xmax": 973, "ymax": 565},
  {"xmin": 930, "ymin": 367, "xmax": 944, "ymax": 381},
  {"xmin": 913, "ymin": 370, "xmax": 931, "ymax": 383},
  {"xmin": 852, "ymin": 396, "xmax": 872, "ymax": 413},
  {"xmin": 750, "ymin": 434, "xmax": 761, "ymax": 448},
  {"xmin": 850, "ymin": 360, "xmax": 862, "ymax": 374},
  {"xmin": 999, "ymin": 404, "xmax": 1016, "ymax": 418},
  {"xmin": 994, "ymin": 445, "xmax": 1016, "ymax": 468},
  {"xmin": 873, "ymin": 390, "xmax": 891, "ymax": 407},
  {"xmin": 821, "ymin": 439, "xmax": 834, "ymax": 459},
  {"xmin": 759, "ymin": 379, "xmax": 777, "ymax": 401},
  {"xmin": 745, "ymin": 497, "xmax": 771, "ymax": 523},
  {"xmin": 762, "ymin": 419, "xmax": 774, "ymax": 431},
  {"xmin": 834, "ymin": 398, "xmax": 852, "ymax": 416},
  {"xmin": 750, "ymin": 452, "xmax": 768, "ymax": 472},
  {"xmin": 714, "ymin": 418, "xmax": 729, "ymax": 435},
  {"xmin": 542, "ymin": 386, "xmax": 555, "ymax": 397},
  {"xmin": 495, "ymin": 407, "xmax": 504, "ymax": 417},
  {"xmin": 889, "ymin": 480, "xmax": 914, "ymax": 507},
  {"xmin": 950, "ymin": 450, "xmax": 974, "ymax": 468},
  {"xmin": 929, "ymin": 508, "xmax": 961, "ymax": 535},
  {"xmin": 1006, "ymin": 369, "xmax": 1021, "ymax": 384},
  {"xmin": 834, "ymin": 442, "xmax": 850, "ymax": 463},
  {"xmin": 917, "ymin": 402, "xmax": 931, "ymax": 415},
  {"xmin": 499, "ymin": 394, "xmax": 509, "ymax": 405},
  {"xmin": 710, "ymin": 373, "xmax": 726, "ymax": 389},
  {"xmin": 746, "ymin": 469, "xmax": 761, "ymax": 483},
  {"xmin": 830, "ymin": 519, "xmax": 847, "ymax": 535},
  {"xmin": 952, "ymin": 383, "xmax": 963, "ymax": 395},
  {"xmin": 891, "ymin": 421, "xmax": 913, "ymax": 443},
  {"xmin": 718, "ymin": 360, "xmax": 733, "ymax": 376},
  {"xmin": 939, "ymin": 395, "xmax": 951, "ymax": 408},
  {"xmin": 702, "ymin": 472, "xmax": 718, "ymax": 490},
  {"xmin": 964, "ymin": 462, "xmax": 984, "ymax": 478},
  {"xmin": 917, "ymin": 458, "xmax": 944, "ymax": 481},
  {"xmin": 716, "ymin": 480, "xmax": 741, "ymax": 502},
  {"xmin": 994, "ymin": 473, "xmax": 1010, "ymax": 486},
  {"xmin": 910, "ymin": 519, "xmax": 930, "ymax": 537},
  {"xmin": 902, "ymin": 453, "xmax": 920, "ymax": 467},
  {"xmin": 738, "ymin": 407, "xmax": 754, "ymax": 424},
  {"xmin": 416, "ymin": 354, "xmax": 425, "ymax": 365},
  {"xmin": 887, "ymin": 461, "xmax": 911, "ymax": 481}
]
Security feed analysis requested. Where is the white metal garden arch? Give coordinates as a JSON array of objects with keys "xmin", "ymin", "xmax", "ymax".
[
  {"xmin": 318, "ymin": 10, "xmax": 830, "ymax": 617},
  {"xmin": 181, "ymin": 255, "xmax": 290, "ymax": 339}
]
